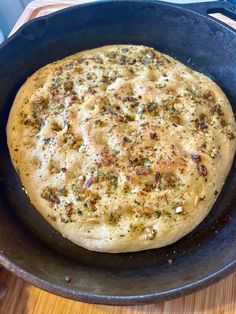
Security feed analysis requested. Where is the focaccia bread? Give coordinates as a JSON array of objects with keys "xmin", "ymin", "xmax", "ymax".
[{"xmin": 7, "ymin": 45, "xmax": 236, "ymax": 252}]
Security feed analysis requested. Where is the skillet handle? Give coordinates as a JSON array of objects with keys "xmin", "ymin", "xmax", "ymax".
[{"xmin": 175, "ymin": 1, "xmax": 236, "ymax": 26}]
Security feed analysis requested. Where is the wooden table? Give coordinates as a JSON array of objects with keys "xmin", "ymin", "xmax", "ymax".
[{"xmin": 1, "ymin": 1, "xmax": 236, "ymax": 313}]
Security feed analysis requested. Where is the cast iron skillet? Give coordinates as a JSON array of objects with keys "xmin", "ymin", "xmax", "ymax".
[{"xmin": 0, "ymin": 0, "xmax": 236, "ymax": 305}]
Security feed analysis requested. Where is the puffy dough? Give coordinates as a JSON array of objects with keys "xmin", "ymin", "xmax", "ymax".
[{"xmin": 7, "ymin": 45, "xmax": 236, "ymax": 252}]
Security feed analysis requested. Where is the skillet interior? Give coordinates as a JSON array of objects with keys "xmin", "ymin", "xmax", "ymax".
[{"xmin": 0, "ymin": 0, "xmax": 235, "ymax": 304}]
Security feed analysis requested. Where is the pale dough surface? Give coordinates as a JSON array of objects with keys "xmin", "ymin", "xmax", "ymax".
[{"xmin": 7, "ymin": 45, "xmax": 236, "ymax": 252}]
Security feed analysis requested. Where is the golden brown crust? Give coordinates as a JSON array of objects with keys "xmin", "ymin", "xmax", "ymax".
[{"xmin": 7, "ymin": 45, "xmax": 236, "ymax": 252}]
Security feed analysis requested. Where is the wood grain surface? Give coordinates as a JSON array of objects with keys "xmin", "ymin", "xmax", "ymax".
[{"xmin": 1, "ymin": 1, "xmax": 236, "ymax": 313}]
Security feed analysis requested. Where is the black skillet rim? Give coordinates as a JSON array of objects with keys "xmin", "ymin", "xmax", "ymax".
[{"xmin": 0, "ymin": 254, "xmax": 236, "ymax": 304}]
